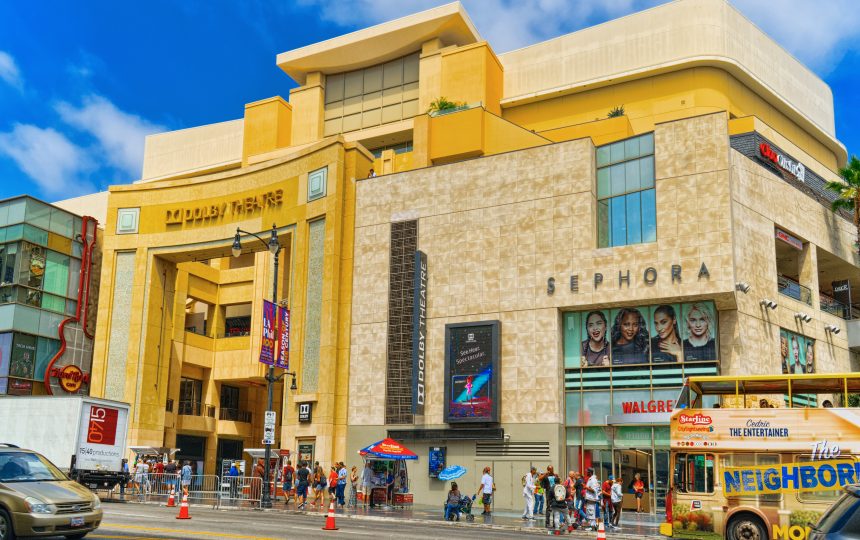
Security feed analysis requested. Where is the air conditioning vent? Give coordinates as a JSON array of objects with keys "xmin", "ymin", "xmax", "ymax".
[{"xmin": 476, "ymin": 441, "xmax": 550, "ymax": 458}]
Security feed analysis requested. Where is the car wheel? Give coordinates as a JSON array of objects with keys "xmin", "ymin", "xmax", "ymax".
[
  {"xmin": 64, "ymin": 533, "xmax": 88, "ymax": 540},
  {"xmin": 0, "ymin": 508, "xmax": 14, "ymax": 540},
  {"xmin": 727, "ymin": 514, "xmax": 767, "ymax": 540}
]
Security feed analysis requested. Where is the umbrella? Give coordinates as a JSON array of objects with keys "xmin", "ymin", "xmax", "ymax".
[
  {"xmin": 438, "ymin": 465, "xmax": 467, "ymax": 481},
  {"xmin": 358, "ymin": 438, "xmax": 418, "ymax": 460}
]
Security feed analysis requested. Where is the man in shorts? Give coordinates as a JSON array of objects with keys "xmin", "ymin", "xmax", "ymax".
[
  {"xmin": 476, "ymin": 466, "xmax": 495, "ymax": 516},
  {"xmin": 295, "ymin": 461, "xmax": 310, "ymax": 509},
  {"xmin": 282, "ymin": 460, "xmax": 294, "ymax": 504}
]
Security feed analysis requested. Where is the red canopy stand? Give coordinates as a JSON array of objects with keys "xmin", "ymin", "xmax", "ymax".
[{"xmin": 358, "ymin": 438, "xmax": 417, "ymax": 507}]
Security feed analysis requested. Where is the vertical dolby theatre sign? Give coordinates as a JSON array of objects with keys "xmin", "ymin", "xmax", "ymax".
[{"xmin": 412, "ymin": 250, "xmax": 428, "ymax": 416}]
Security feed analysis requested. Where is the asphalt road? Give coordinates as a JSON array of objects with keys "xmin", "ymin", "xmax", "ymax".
[{"xmin": 40, "ymin": 503, "xmax": 542, "ymax": 540}]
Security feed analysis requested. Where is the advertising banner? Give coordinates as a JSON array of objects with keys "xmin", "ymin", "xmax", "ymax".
[
  {"xmin": 10, "ymin": 333, "xmax": 36, "ymax": 379},
  {"xmin": 670, "ymin": 408, "xmax": 860, "ymax": 452},
  {"xmin": 259, "ymin": 300, "xmax": 276, "ymax": 365},
  {"xmin": 444, "ymin": 321, "xmax": 500, "ymax": 423},
  {"xmin": 565, "ymin": 301, "xmax": 718, "ymax": 368},
  {"xmin": 780, "ymin": 328, "xmax": 814, "ymax": 375},
  {"xmin": 275, "ymin": 306, "xmax": 290, "ymax": 369},
  {"xmin": 723, "ymin": 459, "xmax": 859, "ymax": 496},
  {"xmin": 0, "ymin": 332, "xmax": 11, "ymax": 394},
  {"xmin": 77, "ymin": 402, "xmax": 128, "ymax": 471},
  {"xmin": 412, "ymin": 250, "xmax": 428, "ymax": 415}
]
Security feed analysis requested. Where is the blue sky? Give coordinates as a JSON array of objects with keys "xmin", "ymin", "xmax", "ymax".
[{"xmin": 0, "ymin": 0, "xmax": 858, "ymax": 202}]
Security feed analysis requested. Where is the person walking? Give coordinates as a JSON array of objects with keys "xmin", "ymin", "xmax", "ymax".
[
  {"xmin": 180, "ymin": 460, "xmax": 192, "ymax": 496},
  {"xmin": 584, "ymin": 467, "xmax": 600, "ymax": 530},
  {"xmin": 337, "ymin": 462, "xmax": 348, "ymax": 507},
  {"xmin": 538, "ymin": 466, "xmax": 559, "ymax": 529},
  {"xmin": 445, "ymin": 482, "xmax": 462, "ymax": 521},
  {"xmin": 522, "ymin": 466, "xmax": 536, "ymax": 520},
  {"xmin": 548, "ymin": 475, "xmax": 569, "ymax": 532},
  {"xmin": 296, "ymin": 461, "xmax": 310, "ymax": 510},
  {"xmin": 602, "ymin": 474, "xmax": 614, "ymax": 528},
  {"xmin": 563, "ymin": 471, "xmax": 576, "ymax": 524},
  {"xmin": 282, "ymin": 460, "xmax": 294, "ymax": 504},
  {"xmin": 328, "ymin": 466, "xmax": 338, "ymax": 505},
  {"xmin": 533, "ymin": 471, "xmax": 544, "ymax": 516},
  {"xmin": 573, "ymin": 472, "xmax": 585, "ymax": 527},
  {"xmin": 611, "ymin": 475, "xmax": 623, "ymax": 528},
  {"xmin": 476, "ymin": 466, "xmax": 495, "ymax": 516},
  {"xmin": 119, "ymin": 458, "xmax": 129, "ymax": 499},
  {"xmin": 348, "ymin": 466, "xmax": 358, "ymax": 508},
  {"xmin": 632, "ymin": 473, "xmax": 645, "ymax": 513},
  {"xmin": 360, "ymin": 461, "xmax": 374, "ymax": 508}
]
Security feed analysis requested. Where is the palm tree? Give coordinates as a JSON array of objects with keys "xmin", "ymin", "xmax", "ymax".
[{"xmin": 826, "ymin": 155, "xmax": 860, "ymax": 255}]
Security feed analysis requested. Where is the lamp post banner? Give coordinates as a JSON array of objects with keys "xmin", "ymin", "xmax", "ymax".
[
  {"xmin": 276, "ymin": 306, "xmax": 290, "ymax": 369},
  {"xmin": 259, "ymin": 300, "xmax": 276, "ymax": 365}
]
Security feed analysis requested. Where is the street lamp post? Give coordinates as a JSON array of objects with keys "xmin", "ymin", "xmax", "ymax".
[{"xmin": 232, "ymin": 224, "xmax": 297, "ymax": 509}]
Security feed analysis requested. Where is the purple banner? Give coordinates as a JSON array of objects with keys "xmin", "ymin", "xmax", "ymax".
[
  {"xmin": 259, "ymin": 300, "xmax": 276, "ymax": 365},
  {"xmin": 276, "ymin": 307, "xmax": 290, "ymax": 369}
]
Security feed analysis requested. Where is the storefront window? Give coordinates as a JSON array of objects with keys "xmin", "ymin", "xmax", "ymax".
[
  {"xmin": 611, "ymin": 389, "xmax": 653, "ymax": 415},
  {"xmin": 582, "ymin": 391, "xmax": 612, "ymax": 425},
  {"xmin": 34, "ymin": 337, "xmax": 59, "ymax": 382},
  {"xmin": 565, "ymin": 392, "xmax": 582, "ymax": 425}
]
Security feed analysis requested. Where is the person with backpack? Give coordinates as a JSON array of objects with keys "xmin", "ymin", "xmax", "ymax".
[
  {"xmin": 538, "ymin": 466, "xmax": 559, "ymax": 529},
  {"xmin": 282, "ymin": 460, "xmax": 294, "ymax": 504},
  {"xmin": 548, "ymin": 475, "xmax": 569, "ymax": 532},
  {"xmin": 296, "ymin": 461, "xmax": 310, "ymax": 510}
]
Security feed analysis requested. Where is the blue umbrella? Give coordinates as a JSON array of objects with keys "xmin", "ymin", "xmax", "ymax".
[{"xmin": 438, "ymin": 465, "xmax": 467, "ymax": 481}]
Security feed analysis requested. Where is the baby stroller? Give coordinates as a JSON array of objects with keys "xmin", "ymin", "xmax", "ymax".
[{"xmin": 444, "ymin": 494, "xmax": 476, "ymax": 522}]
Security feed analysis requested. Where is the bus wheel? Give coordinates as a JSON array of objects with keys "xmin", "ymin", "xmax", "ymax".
[{"xmin": 726, "ymin": 514, "xmax": 767, "ymax": 540}]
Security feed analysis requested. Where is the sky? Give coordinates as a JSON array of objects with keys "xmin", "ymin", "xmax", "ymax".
[{"xmin": 0, "ymin": 0, "xmax": 858, "ymax": 202}]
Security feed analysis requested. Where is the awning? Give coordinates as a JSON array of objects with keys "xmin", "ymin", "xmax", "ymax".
[
  {"xmin": 359, "ymin": 438, "xmax": 418, "ymax": 460},
  {"xmin": 129, "ymin": 446, "xmax": 179, "ymax": 457}
]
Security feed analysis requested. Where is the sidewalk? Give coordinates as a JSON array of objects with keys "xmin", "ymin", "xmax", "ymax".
[{"xmin": 262, "ymin": 499, "xmax": 666, "ymax": 538}]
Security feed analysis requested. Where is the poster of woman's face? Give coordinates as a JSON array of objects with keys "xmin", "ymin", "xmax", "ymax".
[
  {"xmin": 610, "ymin": 307, "xmax": 650, "ymax": 365},
  {"xmin": 650, "ymin": 304, "xmax": 682, "ymax": 363},
  {"xmin": 680, "ymin": 302, "xmax": 718, "ymax": 362},
  {"xmin": 780, "ymin": 328, "xmax": 814, "ymax": 375},
  {"xmin": 580, "ymin": 310, "xmax": 610, "ymax": 368}
]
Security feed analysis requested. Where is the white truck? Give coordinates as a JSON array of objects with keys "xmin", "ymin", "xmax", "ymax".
[{"xmin": 0, "ymin": 395, "xmax": 130, "ymax": 490}]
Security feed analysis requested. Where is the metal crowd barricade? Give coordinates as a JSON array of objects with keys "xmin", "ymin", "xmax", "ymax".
[
  {"xmin": 218, "ymin": 476, "xmax": 264, "ymax": 509},
  {"xmin": 185, "ymin": 474, "xmax": 221, "ymax": 508}
]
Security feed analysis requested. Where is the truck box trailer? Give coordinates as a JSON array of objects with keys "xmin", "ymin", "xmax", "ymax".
[{"xmin": 0, "ymin": 396, "xmax": 130, "ymax": 490}]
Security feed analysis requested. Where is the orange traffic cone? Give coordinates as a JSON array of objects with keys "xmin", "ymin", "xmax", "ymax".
[
  {"xmin": 176, "ymin": 489, "xmax": 191, "ymax": 519},
  {"xmin": 321, "ymin": 500, "xmax": 338, "ymax": 531},
  {"xmin": 166, "ymin": 487, "xmax": 176, "ymax": 507},
  {"xmin": 597, "ymin": 521, "xmax": 606, "ymax": 540}
]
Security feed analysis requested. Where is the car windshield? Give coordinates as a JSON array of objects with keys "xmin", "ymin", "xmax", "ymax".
[
  {"xmin": 0, "ymin": 451, "xmax": 67, "ymax": 482},
  {"xmin": 812, "ymin": 491, "xmax": 860, "ymax": 532}
]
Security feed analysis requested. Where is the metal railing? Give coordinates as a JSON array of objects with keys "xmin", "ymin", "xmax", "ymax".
[
  {"xmin": 219, "ymin": 408, "xmax": 252, "ymax": 423},
  {"xmin": 820, "ymin": 293, "xmax": 860, "ymax": 320},
  {"xmin": 778, "ymin": 275, "xmax": 812, "ymax": 306},
  {"xmin": 178, "ymin": 400, "xmax": 201, "ymax": 416},
  {"xmin": 217, "ymin": 476, "xmax": 265, "ymax": 508}
]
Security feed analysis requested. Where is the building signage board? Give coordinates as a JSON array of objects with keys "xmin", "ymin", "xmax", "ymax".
[
  {"xmin": 775, "ymin": 229, "xmax": 803, "ymax": 250},
  {"xmin": 411, "ymin": 250, "xmax": 428, "ymax": 415},
  {"xmin": 759, "ymin": 143, "xmax": 806, "ymax": 182},
  {"xmin": 259, "ymin": 300, "xmax": 276, "ymax": 365},
  {"xmin": 832, "ymin": 280, "xmax": 852, "ymax": 311},
  {"xmin": 263, "ymin": 410, "xmax": 276, "ymax": 445},
  {"xmin": 298, "ymin": 403, "xmax": 312, "ymax": 423},
  {"xmin": 428, "ymin": 447, "xmax": 446, "ymax": 478},
  {"xmin": 444, "ymin": 320, "xmax": 501, "ymax": 424},
  {"xmin": 164, "ymin": 189, "xmax": 284, "ymax": 227},
  {"xmin": 276, "ymin": 306, "xmax": 290, "ymax": 370},
  {"xmin": 0, "ymin": 333, "xmax": 11, "ymax": 394}
]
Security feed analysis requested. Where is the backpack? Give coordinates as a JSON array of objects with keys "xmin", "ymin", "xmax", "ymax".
[
  {"xmin": 285, "ymin": 468, "xmax": 293, "ymax": 482},
  {"xmin": 553, "ymin": 484, "xmax": 567, "ymax": 502}
]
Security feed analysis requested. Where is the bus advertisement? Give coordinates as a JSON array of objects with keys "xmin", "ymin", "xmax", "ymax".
[{"xmin": 661, "ymin": 374, "xmax": 860, "ymax": 540}]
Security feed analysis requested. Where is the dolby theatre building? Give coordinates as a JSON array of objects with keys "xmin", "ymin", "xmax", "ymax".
[{"xmin": 342, "ymin": 0, "xmax": 859, "ymax": 513}]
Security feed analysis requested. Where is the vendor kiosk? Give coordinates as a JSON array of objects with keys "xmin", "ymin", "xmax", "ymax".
[
  {"xmin": 358, "ymin": 438, "xmax": 417, "ymax": 507},
  {"xmin": 244, "ymin": 448, "xmax": 283, "ymax": 499}
]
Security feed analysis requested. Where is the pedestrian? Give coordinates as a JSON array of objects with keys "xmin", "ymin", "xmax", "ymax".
[
  {"xmin": 602, "ymin": 474, "xmax": 614, "ymax": 528},
  {"xmin": 119, "ymin": 458, "xmax": 129, "ymax": 499},
  {"xmin": 573, "ymin": 471, "xmax": 585, "ymax": 526},
  {"xmin": 476, "ymin": 466, "xmax": 495, "ymax": 516},
  {"xmin": 360, "ymin": 461, "xmax": 374, "ymax": 508},
  {"xmin": 563, "ymin": 471, "xmax": 576, "ymax": 524},
  {"xmin": 538, "ymin": 465, "xmax": 558, "ymax": 529},
  {"xmin": 311, "ymin": 465, "xmax": 325, "ymax": 507},
  {"xmin": 385, "ymin": 467, "xmax": 395, "ymax": 505},
  {"xmin": 253, "ymin": 459, "xmax": 265, "ymax": 501},
  {"xmin": 611, "ymin": 475, "xmax": 623, "ymax": 528},
  {"xmin": 548, "ymin": 474, "xmax": 568, "ymax": 531},
  {"xmin": 584, "ymin": 467, "xmax": 600, "ymax": 530},
  {"xmin": 328, "ymin": 466, "xmax": 338, "ymax": 503},
  {"xmin": 181, "ymin": 460, "xmax": 192, "ymax": 495},
  {"xmin": 522, "ymin": 466, "xmax": 536, "ymax": 520},
  {"xmin": 337, "ymin": 462, "xmax": 348, "ymax": 507},
  {"xmin": 227, "ymin": 462, "xmax": 240, "ymax": 501},
  {"xmin": 165, "ymin": 459, "xmax": 178, "ymax": 494},
  {"xmin": 296, "ymin": 461, "xmax": 310, "ymax": 510},
  {"xmin": 282, "ymin": 460, "xmax": 294, "ymax": 504},
  {"xmin": 445, "ymin": 481, "xmax": 462, "ymax": 521},
  {"xmin": 632, "ymin": 473, "xmax": 645, "ymax": 513},
  {"xmin": 533, "ymin": 474, "xmax": 544, "ymax": 516},
  {"xmin": 348, "ymin": 466, "xmax": 358, "ymax": 508}
]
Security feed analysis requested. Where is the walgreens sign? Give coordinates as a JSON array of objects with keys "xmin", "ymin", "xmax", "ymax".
[{"xmin": 759, "ymin": 143, "xmax": 806, "ymax": 182}]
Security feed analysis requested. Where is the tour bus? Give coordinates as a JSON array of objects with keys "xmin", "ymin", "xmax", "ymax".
[{"xmin": 660, "ymin": 373, "xmax": 860, "ymax": 540}]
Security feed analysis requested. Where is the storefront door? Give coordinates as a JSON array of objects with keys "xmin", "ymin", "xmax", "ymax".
[{"xmin": 297, "ymin": 440, "xmax": 314, "ymax": 466}]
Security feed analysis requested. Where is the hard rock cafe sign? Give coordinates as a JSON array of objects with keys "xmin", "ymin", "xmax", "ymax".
[{"xmin": 49, "ymin": 364, "xmax": 91, "ymax": 393}]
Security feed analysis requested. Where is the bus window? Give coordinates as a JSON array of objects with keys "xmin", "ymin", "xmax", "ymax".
[
  {"xmin": 674, "ymin": 453, "xmax": 714, "ymax": 493},
  {"xmin": 720, "ymin": 453, "xmax": 782, "ymax": 503}
]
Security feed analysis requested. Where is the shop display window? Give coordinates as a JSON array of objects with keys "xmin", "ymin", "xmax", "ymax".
[{"xmin": 581, "ymin": 391, "xmax": 612, "ymax": 425}]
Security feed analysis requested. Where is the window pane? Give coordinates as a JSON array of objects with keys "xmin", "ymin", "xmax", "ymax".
[
  {"xmin": 640, "ymin": 133, "xmax": 654, "ymax": 155},
  {"xmin": 626, "ymin": 192, "xmax": 642, "ymax": 245},
  {"xmin": 640, "ymin": 155, "xmax": 655, "ymax": 188},
  {"xmin": 566, "ymin": 392, "xmax": 582, "ymax": 425},
  {"xmin": 609, "ymin": 141, "xmax": 624, "ymax": 164},
  {"xmin": 67, "ymin": 258, "xmax": 81, "ymax": 298},
  {"xmin": 625, "ymin": 159, "xmax": 641, "ymax": 192},
  {"xmin": 563, "ymin": 312, "xmax": 581, "ymax": 369},
  {"xmin": 641, "ymin": 189, "xmax": 656, "ymax": 242},
  {"xmin": 610, "ymin": 164, "xmax": 626, "ymax": 196},
  {"xmin": 582, "ymin": 391, "xmax": 612, "ymax": 425},
  {"xmin": 610, "ymin": 196, "xmax": 626, "ymax": 247},
  {"xmin": 43, "ymin": 251, "xmax": 69, "ymax": 297},
  {"xmin": 596, "ymin": 146, "xmax": 611, "ymax": 167},
  {"xmin": 598, "ymin": 201, "xmax": 610, "ymax": 248},
  {"xmin": 597, "ymin": 168, "xmax": 610, "ymax": 198},
  {"xmin": 624, "ymin": 137, "xmax": 639, "ymax": 160}
]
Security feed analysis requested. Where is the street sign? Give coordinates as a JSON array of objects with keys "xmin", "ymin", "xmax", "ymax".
[
  {"xmin": 263, "ymin": 411, "xmax": 276, "ymax": 445},
  {"xmin": 298, "ymin": 403, "xmax": 312, "ymax": 423},
  {"xmin": 264, "ymin": 410, "xmax": 276, "ymax": 428}
]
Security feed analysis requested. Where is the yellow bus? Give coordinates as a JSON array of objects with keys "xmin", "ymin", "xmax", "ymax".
[{"xmin": 660, "ymin": 373, "xmax": 860, "ymax": 540}]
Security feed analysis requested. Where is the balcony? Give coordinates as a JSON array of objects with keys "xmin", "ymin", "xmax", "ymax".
[
  {"xmin": 219, "ymin": 408, "xmax": 252, "ymax": 423},
  {"xmin": 820, "ymin": 293, "xmax": 860, "ymax": 320},
  {"xmin": 777, "ymin": 275, "xmax": 812, "ymax": 306},
  {"xmin": 178, "ymin": 400, "xmax": 201, "ymax": 416}
]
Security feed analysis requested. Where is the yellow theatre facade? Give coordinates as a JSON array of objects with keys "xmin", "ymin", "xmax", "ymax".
[{"xmin": 89, "ymin": 0, "xmax": 858, "ymax": 498}]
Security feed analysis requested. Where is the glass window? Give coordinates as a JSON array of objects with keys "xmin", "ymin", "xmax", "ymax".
[
  {"xmin": 582, "ymin": 391, "xmax": 612, "ymax": 425},
  {"xmin": 34, "ymin": 337, "xmax": 59, "ymax": 382},
  {"xmin": 23, "ymin": 225, "xmax": 48, "ymax": 246},
  {"xmin": 49, "ymin": 208, "xmax": 74, "ymax": 238},
  {"xmin": 597, "ymin": 133, "xmax": 656, "ymax": 248},
  {"xmin": 796, "ymin": 454, "xmax": 842, "ymax": 503},
  {"xmin": 565, "ymin": 392, "xmax": 582, "ymax": 425},
  {"xmin": 43, "ymin": 251, "xmax": 69, "ymax": 297},
  {"xmin": 674, "ymin": 453, "xmax": 715, "ymax": 493},
  {"xmin": 26, "ymin": 199, "xmax": 51, "ymax": 230}
]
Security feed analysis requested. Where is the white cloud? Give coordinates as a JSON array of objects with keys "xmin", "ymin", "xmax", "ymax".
[
  {"xmin": 55, "ymin": 94, "xmax": 165, "ymax": 178},
  {"xmin": 0, "ymin": 50, "xmax": 23, "ymax": 90},
  {"xmin": 296, "ymin": 0, "xmax": 860, "ymax": 71},
  {"xmin": 0, "ymin": 124, "xmax": 93, "ymax": 197}
]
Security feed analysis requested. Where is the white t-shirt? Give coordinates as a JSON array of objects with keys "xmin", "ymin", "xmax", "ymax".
[
  {"xmin": 585, "ymin": 475, "xmax": 600, "ymax": 501},
  {"xmin": 481, "ymin": 473, "xmax": 493, "ymax": 494},
  {"xmin": 611, "ymin": 482, "xmax": 623, "ymax": 503},
  {"xmin": 523, "ymin": 472, "xmax": 535, "ymax": 495}
]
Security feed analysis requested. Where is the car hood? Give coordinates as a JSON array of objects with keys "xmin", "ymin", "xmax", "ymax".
[{"xmin": 2, "ymin": 480, "xmax": 96, "ymax": 503}]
